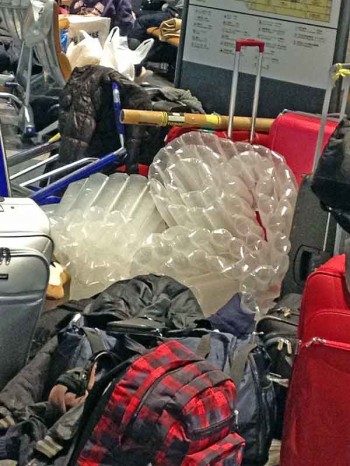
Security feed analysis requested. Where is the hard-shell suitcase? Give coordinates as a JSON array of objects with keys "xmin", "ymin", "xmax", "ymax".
[
  {"xmin": 0, "ymin": 197, "xmax": 52, "ymax": 389},
  {"xmin": 281, "ymin": 63, "xmax": 350, "ymax": 297},
  {"xmin": 268, "ymin": 111, "xmax": 338, "ymax": 186},
  {"xmin": 281, "ymin": 175, "xmax": 337, "ymax": 295},
  {"xmin": 0, "ymin": 197, "xmax": 53, "ymax": 261},
  {"xmin": 281, "ymin": 254, "xmax": 350, "ymax": 466}
]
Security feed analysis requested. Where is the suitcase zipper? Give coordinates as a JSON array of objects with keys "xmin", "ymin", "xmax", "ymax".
[
  {"xmin": 0, "ymin": 248, "xmax": 49, "ymax": 271},
  {"xmin": 259, "ymin": 315, "xmax": 299, "ymax": 327},
  {"xmin": 302, "ymin": 337, "xmax": 350, "ymax": 351},
  {"xmin": 273, "ymin": 307, "xmax": 300, "ymax": 318},
  {"xmin": 0, "ymin": 233, "xmax": 54, "ymax": 253},
  {"xmin": 265, "ymin": 337, "xmax": 293, "ymax": 355},
  {"xmin": 0, "ymin": 233, "xmax": 52, "ymax": 241},
  {"xmin": 304, "ymin": 337, "xmax": 327, "ymax": 348}
]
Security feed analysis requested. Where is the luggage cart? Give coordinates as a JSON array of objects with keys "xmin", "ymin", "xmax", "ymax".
[
  {"xmin": 0, "ymin": 0, "xmax": 71, "ymax": 138},
  {"xmin": 0, "ymin": 79, "xmax": 128, "ymax": 203},
  {"xmin": 0, "ymin": 141, "xmax": 127, "ymax": 203}
]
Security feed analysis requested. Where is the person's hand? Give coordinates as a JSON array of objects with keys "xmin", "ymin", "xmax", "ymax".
[
  {"xmin": 48, "ymin": 364, "xmax": 97, "ymax": 414},
  {"xmin": 48, "ymin": 384, "xmax": 68, "ymax": 413},
  {"xmin": 132, "ymin": 11, "xmax": 137, "ymax": 20}
]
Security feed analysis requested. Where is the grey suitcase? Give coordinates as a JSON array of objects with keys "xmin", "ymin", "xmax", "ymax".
[
  {"xmin": 0, "ymin": 197, "xmax": 53, "ymax": 261},
  {"xmin": 0, "ymin": 197, "xmax": 52, "ymax": 389}
]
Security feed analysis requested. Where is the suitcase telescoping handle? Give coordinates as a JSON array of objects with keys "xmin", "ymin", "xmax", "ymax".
[{"xmin": 228, "ymin": 39, "xmax": 265, "ymax": 142}]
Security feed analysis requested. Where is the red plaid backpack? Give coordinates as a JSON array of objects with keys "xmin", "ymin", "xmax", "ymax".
[{"xmin": 74, "ymin": 340, "xmax": 245, "ymax": 465}]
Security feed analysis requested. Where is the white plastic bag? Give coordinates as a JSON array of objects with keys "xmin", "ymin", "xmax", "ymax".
[
  {"xmin": 100, "ymin": 27, "xmax": 154, "ymax": 81},
  {"xmin": 66, "ymin": 30, "xmax": 103, "ymax": 69}
]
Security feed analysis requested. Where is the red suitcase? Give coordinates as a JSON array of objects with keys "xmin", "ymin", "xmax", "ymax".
[
  {"xmin": 281, "ymin": 256, "xmax": 350, "ymax": 466},
  {"xmin": 168, "ymin": 65, "xmax": 349, "ymax": 188},
  {"xmin": 167, "ymin": 113, "xmax": 336, "ymax": 187},
  {"xmin": 268, "ymin": 112, "xmax": 338, "ymax": 185}
]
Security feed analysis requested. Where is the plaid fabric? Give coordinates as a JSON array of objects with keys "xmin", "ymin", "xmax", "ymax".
[
  {"xmin": 182, "ymin": 434, "xmax": 244, "ymax": 466},
  {"xmin": 78, "ymin": 340, "xmax": 245, "ymax": 466}
]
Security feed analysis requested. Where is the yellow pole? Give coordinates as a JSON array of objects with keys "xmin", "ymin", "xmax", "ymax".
[{"xmin": 120, "ymin": 110, "xmax": 274, "ymax": 132}]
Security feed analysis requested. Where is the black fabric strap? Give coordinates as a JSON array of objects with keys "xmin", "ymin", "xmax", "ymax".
[
  {"xmin": 122, "ymin": 335, "xmax": 148, "ymax": 356},
  {"xmin": 196, "ymin": 334, "xmax": 257, "ymax": 387},
  {"xmin": 230, "ymin": 343, "xmax": 257, "ymax": 387},
  {"xmin": 82, "ymin": 328, "xmax": 107, "ymax": 355}
]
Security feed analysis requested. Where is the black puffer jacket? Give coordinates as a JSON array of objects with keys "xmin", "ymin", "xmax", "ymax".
[{"xmin": 58, "ymin": 65, "xmax": 152, "ymax": 171}]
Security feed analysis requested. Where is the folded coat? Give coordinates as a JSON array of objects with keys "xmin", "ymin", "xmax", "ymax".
[
  {"xmin": 58, "ymin": 65, "xmax": 153, "ymax": 172},
  {"xmin": 159, "ymin": 18, "xmax": 182, "ymax": 41}
]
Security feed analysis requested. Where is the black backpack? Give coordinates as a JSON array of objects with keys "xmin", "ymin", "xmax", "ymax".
[
  {"xmin": 257, "ymin": 294, "xmax": 301, "ymax": 439},
  {"xmin": 311, "ymin": 117, "xmax": 350, "ymax": 232}
]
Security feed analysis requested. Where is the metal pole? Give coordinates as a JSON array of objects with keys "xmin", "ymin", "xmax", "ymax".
[
  {"xmin": 10, "ymin": 154, "xmax": 59, "ymax": 181},
  {"xmin": 228, "ymin": 52, "xmax": 241, "ymax": 139},
  {"xmin": 250, "ymin": 51, "xmax": 263, "ymax": 143},
  {"xmin": 0, "ymin": 93, "xmax": 23, "ymax": 108},
  {"xmin": 313, "ymin": 77, "xmax": 333, "ymax": 172},
  {"xmin": 174, "ymin": 0, "xmax": 189, "ymax": 88},
  {"xmin": 339, "ymin": 75, "xmax": 350, "ymax": 120},
  {"xmin": 24, "ymin": 47, "xmax": 33, "ymax": 109},
  {"xmin": 32, "ymin": 148, "xmax": 126, "ymax": 203},
  {"xmin": 20, "ymin": 157, "xmax": 98, "ymax": 187},
  {"xmin": 7, "ymin": 141, "xmax": 60, "ymax": 167},
  {"xmin": 0, "ymin": 125, "xmax": 11, "ymax": 197}
]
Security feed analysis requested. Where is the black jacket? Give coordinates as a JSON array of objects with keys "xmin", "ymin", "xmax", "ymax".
[
  {"xmin": 58, "ymin": 65, "xmax": 152, "ymax": 171},
  {"xmin": 83, "ymin": 274, "xmax": 204, "ymax": 330}
]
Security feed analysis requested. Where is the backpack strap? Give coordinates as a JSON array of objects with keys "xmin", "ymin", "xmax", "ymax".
[
  {"xmin": 230, "ymin": 343, "xmax": 257, "ymax": 387},
  {"xmin": 196, "ymin": 333, "xmax": 212, "ymax": 358},
  {"xmin": 67, "ymin": 354, "xmax": 138, "ymax": 465},
  {"xmin": 82, "ymin": 328, "xmax": 107, "ymax": 355},
  {"xmin": 196, "ymin": 333, "xmax": 257, "ymax": 387}
]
